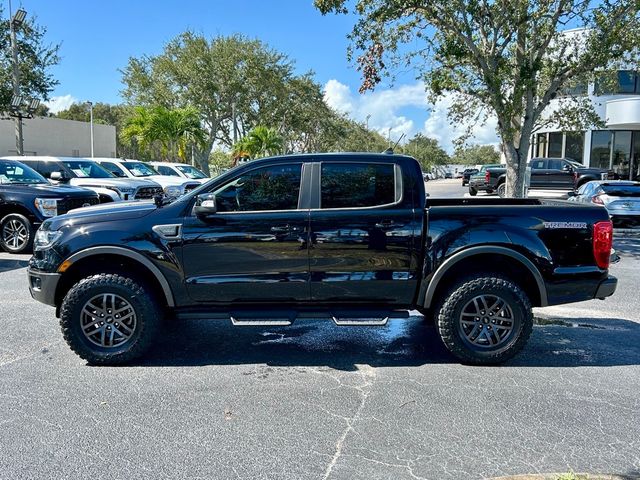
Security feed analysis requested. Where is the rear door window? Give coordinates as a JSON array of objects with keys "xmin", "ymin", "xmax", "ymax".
[
  {"xmin": 530, "ymin": 160, "xmax": 546, "ymax": 169},
  {"xmin": 320, "ymin": 163, "xmax": 396, "ymax": 209}
]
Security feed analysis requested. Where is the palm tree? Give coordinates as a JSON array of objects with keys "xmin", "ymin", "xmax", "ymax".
[
  {"xmin": 122, "ymin": 106, "xmax": 206, "ymax": 161},
  {"xmin": 232, "ymin": 126, "xmax": 283, "ymax": 162}
]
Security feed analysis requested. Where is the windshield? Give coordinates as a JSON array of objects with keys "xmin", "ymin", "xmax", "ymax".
[
  {"xmin": 121, "ymin": 161, "xmax": 159, "ymax": 177},
  {"xmin": 0, "ymin": 161, "xmax": 48, "ymax": 185},
  {"xmin": 175, "ymin": 165, "xmax": 207, "ymax": 179},
  {"xmin": 63, "ymin": 160, "xmax": 115, "ymax": 178},
  {"xmin": 601, "ymin": 184, "xmax": 640, "ymax": 197}
]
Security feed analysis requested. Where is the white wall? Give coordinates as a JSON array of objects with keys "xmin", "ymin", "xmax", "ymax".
[{"xmin": 0, "ymin": 117, "xmax": 116, "ymax": 158}]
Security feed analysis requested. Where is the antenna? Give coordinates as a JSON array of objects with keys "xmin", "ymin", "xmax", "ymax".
[{"xmin": 382, "ymin": 133, "xmax": 406, "ymax": 154}]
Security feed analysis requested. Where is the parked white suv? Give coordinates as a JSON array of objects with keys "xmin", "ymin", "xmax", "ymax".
[
  {"xmin": 94, "ymin": 158, "xmax": 201, "ymax": 197},
  {"xmin": 149, "ymin": 161, "xmax": 209, "ymax": 184},
  {"xmin": 3, "ymin": 156, "xmax": 163, "ymax": 202}
]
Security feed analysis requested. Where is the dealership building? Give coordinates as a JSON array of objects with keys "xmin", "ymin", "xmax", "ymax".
[
  {"xmin": 0, "ymin": 117, "xmax": 116, "ymax": 158},
  {"xmin": 530, "ymin": 70, "xmax": 640, "ymax": 181}
]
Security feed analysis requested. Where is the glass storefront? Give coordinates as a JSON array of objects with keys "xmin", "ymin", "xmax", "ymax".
[
  {"xmin": 590, "ymin": 130, "xmax": 640, "ymax": 180},
  {"xmin": 548, "ymin": 132, "xmax": 563, "ymax": 157},
  {"xmin": 565, "ymin": 132, "xmax": 584, "ymax": 162}
]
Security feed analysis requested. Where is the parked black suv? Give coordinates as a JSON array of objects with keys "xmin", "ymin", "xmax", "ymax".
[
  {"xmin": 27, "ymin": 153, "xmax": 616, "ymax": 366},
  {"xmin": 0, "ymin": 159, "xmax": 99, "ymax": 253}
]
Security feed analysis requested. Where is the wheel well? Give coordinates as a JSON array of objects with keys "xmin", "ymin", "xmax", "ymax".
[
  {"xmin": 427, "ymin": 253, "xmax": 542, "ymax": 308},
  {"xmin": 55, "ymin": 254, "xmax": 169, "ymax": 310},
  {"xmin": 0, "ymin": 204, "xmax": 36, "ymax": 223}
]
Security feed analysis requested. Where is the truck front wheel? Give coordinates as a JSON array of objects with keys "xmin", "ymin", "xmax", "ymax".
[
  {"xmin": 60, "ymin": 274, "xmax": 161, "ymax": 365},
  {"xmin": 468, "ymin": 187, "xmax": 478, "ymax": 196},
  {"xmin": 436, "ymin": 274, "xmax": 533, "ymax": 365}
]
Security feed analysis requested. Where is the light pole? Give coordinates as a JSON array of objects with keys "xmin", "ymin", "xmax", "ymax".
[
  {"xmin": 365, "ymin": 114, "xmax": 371, "ymax": 151},
  {"xmin": 86, "ymin": 101, "xmax": 94, "ymax": 157},
  {"xmin": 9, "ymin": 4, "xmax": 27, "ymax": 155}
]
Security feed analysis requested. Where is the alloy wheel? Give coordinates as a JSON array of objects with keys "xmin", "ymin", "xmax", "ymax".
[
  {"xmin": 458, "ymin": 294, "xmax": 515, "ymax": 349},
  {"xmin": 2, "ymin": 219, "xmax": 28, "ymax": 250},
  {"xmin": 80, "ymin": 293, "xmax": 137, "ymax": 348}
]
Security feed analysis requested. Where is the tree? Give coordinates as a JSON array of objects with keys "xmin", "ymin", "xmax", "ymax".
[
  {"xmin": 315, "ymin": 0, "xmax": 640, "ymax": 196},
  {"xmin": 232, "ymin": 126, "xmax": 283, "ymax": 160},
  {"xmin": 403, "ymin": 133, "xmax": 449, "ymax": 171},
  {"xmin": 0, "ymin": 6, "xmax": 60, "ymax": 110},
  {"xmin": 452, "ymin": 145, "xmax": 500, "ymax": 165},
  {"xmin": 121, "ymin": 32, "xmax": 301, "ymax": 175},
  {"xmin": 121, "ymin": 106, "xmax": 206, "ymax": 162}
]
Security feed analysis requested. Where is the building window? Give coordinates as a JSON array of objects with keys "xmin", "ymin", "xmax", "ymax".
[
  {"xmin": 548, "ymin": 132, "xmax": 563, "ymax": 157},
  {"xmin": 590, "ymin": 131, "xmax": 612, "ymax": 169},
  {"xmin": 612, "ymin": 131, "xmax": 632, "ymax": 177},
  {"xmin": 535, "ymin": 133, "xmax": 547, "ymax": 157},
  {"xmin": 72, "ymin": 149, "xmax": 80, "ymax": 157},
  {"xmin": 565, "ymin": 132, "xmax": 584, "ymax": 163},
  {"xmin": 595, "ymin": 70, "xmax": 640, "ymax": 95}
]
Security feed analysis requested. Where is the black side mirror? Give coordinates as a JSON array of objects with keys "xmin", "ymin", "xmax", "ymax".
[
  {"xmin": 567, "ymin": 191, "xmax": 578, "ymax": 197},
  {"xmin": 193, "ymin": 193, "xmax": 217, "ymax": 217}
]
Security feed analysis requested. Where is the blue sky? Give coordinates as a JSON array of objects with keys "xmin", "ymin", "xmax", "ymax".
[{"xmin": 18, "ymin": 0, "xmax": 499, "ymax": 151}]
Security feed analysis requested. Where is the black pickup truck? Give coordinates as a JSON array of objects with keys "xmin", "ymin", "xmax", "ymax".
[
  {"xmin": 1, "ymin": 159, "xmax": 99, "ymax": 253},
  {"xmin": 483, "ymin": 157, "xmax": 613, "ymax": 197},
  {"xmin": 27, "ymin": 153, "xmax": 617, "ymax": 366}
]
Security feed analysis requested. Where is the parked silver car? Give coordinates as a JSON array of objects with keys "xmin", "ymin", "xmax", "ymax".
[{"xmin": 568, "ymin": 180, "xmax": 640, "ymax": 227}]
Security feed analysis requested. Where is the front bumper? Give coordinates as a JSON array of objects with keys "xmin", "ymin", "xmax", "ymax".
[
  {"xmin": 27, "ymin": 268, "xmax": 60, "ymax": 307},
  {"xmin": 594, "ymin": 276, "xmax": 617, "ymax": 300}
]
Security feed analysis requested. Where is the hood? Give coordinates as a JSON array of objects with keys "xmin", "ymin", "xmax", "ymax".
[
  {"xmin": 69, "ymin": 178, "xmax": 161, "ymax": 189},
  {"xmin": 47, "ymin": 201, "xmax": 157, "ymax": 229},
  {"xmin": 145, "ymin": 175, "xmax": 199, "ymax": 188},
  {"xmin": 0, "ymin": 182, "xmax": 97, "ymax": 199}
]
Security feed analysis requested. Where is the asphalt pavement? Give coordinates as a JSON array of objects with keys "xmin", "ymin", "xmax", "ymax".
[{"xmin": 1, "ymin": 182, "xmax": 639, "ymax": 480}]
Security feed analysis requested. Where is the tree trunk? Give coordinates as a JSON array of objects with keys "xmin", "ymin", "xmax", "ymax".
[{"xmin": 503, "ymin": 142, "xmax": 527, "ymax": 198}]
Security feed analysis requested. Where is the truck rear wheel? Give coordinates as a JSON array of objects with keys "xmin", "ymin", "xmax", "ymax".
[
  {"xmin": 436, "ymin": 274, "xmax": 533, "ymax": 365},
  {"xmin": 497, "ymin": 183, "xmax": 506, "ymax": 198},
  {"xmin": 60, "ymin": 274, "xmax": 161, "ymax": 365}
]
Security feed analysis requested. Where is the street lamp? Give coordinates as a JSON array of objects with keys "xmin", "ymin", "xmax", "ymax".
[
  {"xmin": 9, "ymin": 4, "xmax": 28, "ymax": 155},
  {"xmin": 86, "ymin": 101, "xmax": 94, "ymax": 157}
]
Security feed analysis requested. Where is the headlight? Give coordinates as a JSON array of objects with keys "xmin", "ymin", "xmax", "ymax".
[
  {"xmin": 34, "ymin": 229, "xmax": 62, "ymax": 251},
  {"xmin": 34, "ymin": 198, "xmax": 59, "ymax": 217},
  {"xmin": 164, "ymin": 185, "xmax": 182, "ymax": 197}
]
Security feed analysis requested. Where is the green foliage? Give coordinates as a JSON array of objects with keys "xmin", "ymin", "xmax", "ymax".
[
  {"xmin": 121, "ymin": 105, "xmax": 206, "ymax": 162},
  {"xmin": 0, "ymin": 6, "xmax": 60, "ymax": 109},
  {"xmin": 315, "ymin": 0, "xmax": 640, "ymax": 196},
  {"xmin": 402, "ymin": 133, "xmax": 449, "ymax": 171},
  {"xmin": 233, "ymin": 126, "xmax": 284, "ymax": 159},
  {"xmin": 208, "ymin": 149, "xmax": 234, "ymax": 176},
  {"xmin": 452, "ymin": 145, "xmax": 500, "ymax": 165}
]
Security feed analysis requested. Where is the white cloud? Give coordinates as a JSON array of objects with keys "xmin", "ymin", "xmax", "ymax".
[
  {"xmin": 324, "ymin": 79, "xmax": 427, "ymax": 143},
  {"xmin": 45, "ymin": 94, "xmax": 78, "ymax": 114},
  {"xmin": 423, "ymin": 93, "xmax": 500, "ymax": 153},
  {"xmin": 323, "ymin": 79, "xmax": 500, "ymax": 153}
]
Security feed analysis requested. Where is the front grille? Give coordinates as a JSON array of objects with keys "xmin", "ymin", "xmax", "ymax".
[
  {"xmin": 184, "ymin": 183, "xmax": 200, "ymax": 193},
  {"xmin": 58, "ymin": 197, "xmax": 99, "ymax": 215},
  {"xmin": 135, "ymin": 186, "xmax": 163, "ymax": 199}
]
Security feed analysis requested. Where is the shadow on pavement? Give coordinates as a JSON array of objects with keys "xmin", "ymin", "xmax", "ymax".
[
  {"xmin": 614, "ymin": 233, "xmax": 640, "ymax": 260},
  {"xmin": 132, "ymin": 315, "xmax": 640, "ymax": 370},
  {"xmin": 0, "ymin": 258, "xmax": 29, "ymax": 273}
]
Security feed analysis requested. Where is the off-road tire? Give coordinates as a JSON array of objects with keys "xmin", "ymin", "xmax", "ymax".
[
  {"xmin": 468, "ymin": 187, "xmax": 478, "ymax": 196},
  {"xmin": 60, "ymin": 274, "xmax": 161, "ymax": 365},
  {"xmin": 0, "ymin": 213, "xmax": 34, "ymax": 254},
  {"xmin": 436, "ymin": 274, "xmax": 533, "ymax": 365},
  {"xmin": 497, "ymin": 183, "xmax": 506, "ymax": 198}
]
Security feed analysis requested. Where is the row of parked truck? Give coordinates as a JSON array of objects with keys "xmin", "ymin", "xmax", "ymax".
[{"xmin": 0, "ymin": 156, "xmax": 210, "ymax": 253}]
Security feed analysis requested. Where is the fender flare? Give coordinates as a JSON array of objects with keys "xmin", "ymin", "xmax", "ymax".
[
  {"xmin": 422, "ymin": 245, "xmax": 548, "ymax": 308},
  {"xmin": 63, "ymin": 246, "xmax": 175, "ymax": 307}
]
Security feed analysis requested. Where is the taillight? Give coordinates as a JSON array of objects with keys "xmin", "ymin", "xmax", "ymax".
[
  {"xmin": 593, "ymin": 220, "xmax": 613, "ymax": 269},
  {"xmin": 591, "ymin": 194, "xmax": 604, "ymax": 205},
  {"xmin": 485, "ymin": 170, "xmax": 490, "ymax": 182}
]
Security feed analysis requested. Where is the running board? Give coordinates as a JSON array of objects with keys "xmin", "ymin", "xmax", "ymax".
[
  {"xmin": 331, "ymin": 316, "xmax": 389, "ymax": 326},
  {"xmin": 230, "ymin": 316, "xmax": 293, "ymax": 326}
]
